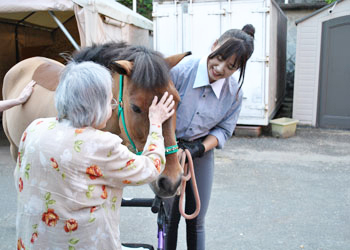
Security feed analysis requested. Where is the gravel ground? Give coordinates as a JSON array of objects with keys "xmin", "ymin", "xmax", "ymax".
[{"xmin": 1, "ymin": 126, "xmax": 350, "ymax": 250}]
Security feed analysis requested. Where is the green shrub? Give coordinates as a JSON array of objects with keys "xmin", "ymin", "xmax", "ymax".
[{"xmin": 116, "ymin": 0, "xmax": 153, "ymax": 20}]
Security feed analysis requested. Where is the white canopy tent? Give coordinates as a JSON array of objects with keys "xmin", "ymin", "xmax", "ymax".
[
  {"xmin": 0, "ymin": 0, "xmax": 153, "ymax": 99},
  {"xmin": 0, "ymin": 0, "xmax": 153, "ymax": 47}
]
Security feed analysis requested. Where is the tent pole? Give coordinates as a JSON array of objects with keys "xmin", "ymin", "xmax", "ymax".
[
  {"xmin": 133, "ymin": 0, "xmax": 137, "ymax": 12},
  {"xmin": 48, "ymin": 11, "xmax": 80, "ymax": 51}
]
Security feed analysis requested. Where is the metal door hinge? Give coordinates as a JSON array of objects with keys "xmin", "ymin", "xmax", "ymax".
[
  {"xmin": 252, "ymin": 7, "xmax": 269, "ymax": 13},
  {"xmin": 251, "ymin": 56, "xmax": 269, "ymax": 63},
  {"xmin": 245, "ymin": 104, "xmax": 266, "ymax": 110},
  {"xmin": 208, "ymin": 8, "xmax": 232, "ymax": 16},
  {"xmin": 152, "ymin": 12, "xmax": 170, "ymax": 18}
]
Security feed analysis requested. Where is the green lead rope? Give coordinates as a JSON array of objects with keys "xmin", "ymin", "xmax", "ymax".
[{"xmin": 118, "ymin": 75, "xmax": 141, "ymax": 155}]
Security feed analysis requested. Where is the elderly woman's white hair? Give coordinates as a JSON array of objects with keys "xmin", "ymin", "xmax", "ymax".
[{"xmin": 55, "ymin": 61, "xmax": 113, "ymax": 128}]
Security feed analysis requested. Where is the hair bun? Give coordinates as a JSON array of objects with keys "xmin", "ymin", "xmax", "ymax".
[{"xmin": 242, "ymin": 24, "xmax": 255, "ymax": 39}]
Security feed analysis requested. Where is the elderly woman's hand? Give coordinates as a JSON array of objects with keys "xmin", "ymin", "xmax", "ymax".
[{"xmin": 148, "ymin": 92, "xmax": 175, "ymax": 125}]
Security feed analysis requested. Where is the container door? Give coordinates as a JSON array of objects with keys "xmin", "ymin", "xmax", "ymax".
[
  {"xmin": 153, "ymin": 1, "xmax": 181, "ymax": 55},
  {"xmin": 153, "ymin": 0, "xmax": 224, "ymax": 56},
  {"xmin": 228, "ymin": 0, "xmax": 269, "ymax": 125},
  {"xmin": 153, "ymin": 0, "xmax": 269, "ymax": 125}
]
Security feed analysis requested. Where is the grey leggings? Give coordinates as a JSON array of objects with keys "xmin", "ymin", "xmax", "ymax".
[{"xmin": 164, "ymin": 149, "xmax": 214, "ymax": 250}]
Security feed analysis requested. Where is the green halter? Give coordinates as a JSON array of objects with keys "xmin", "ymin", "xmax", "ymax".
[{"xmin": 117, "ymin": 75, "xmax": 178, "ymax": 156}]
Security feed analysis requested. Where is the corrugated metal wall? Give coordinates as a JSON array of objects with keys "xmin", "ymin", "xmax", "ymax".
[{"xmin": 153, "ymin": 0, "xmax": 287, "ymax": 126}]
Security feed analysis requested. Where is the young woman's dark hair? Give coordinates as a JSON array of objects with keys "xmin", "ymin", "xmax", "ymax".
[{"xmin": 208, "ymin": 24, "xmax": 255, "ymax": 90}]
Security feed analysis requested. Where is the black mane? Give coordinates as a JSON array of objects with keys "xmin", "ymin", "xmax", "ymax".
[{"xmin": 72, "ymin": 42, "xmax": 170, "ymax": 89}]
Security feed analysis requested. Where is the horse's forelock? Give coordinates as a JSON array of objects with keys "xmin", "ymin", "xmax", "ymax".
[
  {"xmin": 72, "ymin": 42, "xmax": 128, "ymax": 67},
  {"xmin": 128, "ymin": 48, "xmax": 170, "ymax": 89},
  {"xmin": 72, "ymin": 42, "xmax": 170, "ymax": 89}
]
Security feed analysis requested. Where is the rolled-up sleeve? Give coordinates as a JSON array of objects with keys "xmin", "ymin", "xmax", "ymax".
[
  {"xmin": 209, "ymin": 93, "xmax": 243, "ymax": 149},
  {"xmin": 170, "ymin": 64, "xmax": 182, "ymax": 91}
]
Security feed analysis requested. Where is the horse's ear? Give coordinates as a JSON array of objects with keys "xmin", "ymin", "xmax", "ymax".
[
  {"xmin": 110, "ymin": 60, "xmax": 133, "ymax": 76},
  {"xmin": 165, "ymin": 51, "xmax": 192, "ymax": 69}
]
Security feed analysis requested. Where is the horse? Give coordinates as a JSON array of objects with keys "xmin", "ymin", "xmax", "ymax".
[{"xmin": 2, "ymin": 42, "xmax": 190, "ymax": 198}]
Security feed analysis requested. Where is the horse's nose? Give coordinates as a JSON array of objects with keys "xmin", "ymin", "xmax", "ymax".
[
  {"xmin": 158, "ymin": 176, "xmax": 182, "ymax": 195},
  {"xmin": 158, "ymin": 177, "xmax": 173, "ymax": 194}
]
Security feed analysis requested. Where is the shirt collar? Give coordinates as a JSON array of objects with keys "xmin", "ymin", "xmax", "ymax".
[{"xmin": 193, "ymin": 55, "xmax": 225, "ymax": 99}]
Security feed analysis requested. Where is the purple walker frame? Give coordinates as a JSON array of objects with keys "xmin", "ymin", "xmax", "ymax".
[{"xmin": 121, "ymin": 196, "xmax": 167, "ymax": 250}]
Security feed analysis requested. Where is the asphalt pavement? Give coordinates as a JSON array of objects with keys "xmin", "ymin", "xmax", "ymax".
[{"xmin": 1, "ymin": 126, "xmax": 350, "ymax": 250}]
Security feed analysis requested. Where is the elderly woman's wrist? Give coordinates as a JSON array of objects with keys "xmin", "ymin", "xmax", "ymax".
[
  {"xmin": 149, "ymin": 117, "xmax": 162, "ymax": 126},
  {"xmin": 150, "ymin": 122, "xmax": 162, "ymax": 128},
  {"xmin": 149, "ymin": 122, "xmax": 162, "ymax": 136}
]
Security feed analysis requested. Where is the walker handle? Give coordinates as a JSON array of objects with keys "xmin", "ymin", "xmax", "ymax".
[
  {"xmin": 151, "ymin": 195, "xmax": 162, "ymax": 213},
  {"xmin": 121, "ymin": 198, "xmax": 153, "ymax": 207}
]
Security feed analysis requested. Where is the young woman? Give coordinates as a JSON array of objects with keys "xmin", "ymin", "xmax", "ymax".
[
  {"xmin": 14, "ymin": 61, "xmax": 175, "ymax": 249},
  {"xmin": 165, "ymin": 24, "xmax": 255, "ymax": 250}
]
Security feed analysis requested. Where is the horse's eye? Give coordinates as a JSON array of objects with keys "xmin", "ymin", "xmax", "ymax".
[{"xmin": 131, "ymin": 104, "xmax": 142, "ymax": 113}]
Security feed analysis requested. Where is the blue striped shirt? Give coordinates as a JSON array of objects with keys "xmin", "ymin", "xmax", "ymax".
[{"xmin": 171, "ymin": 56, "xmax": 243, "ymax": 149}]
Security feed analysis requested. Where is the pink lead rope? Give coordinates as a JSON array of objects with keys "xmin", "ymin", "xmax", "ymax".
[{"xmin": 178, "ymin": 148, "xmax": 201, "ymax": 220}]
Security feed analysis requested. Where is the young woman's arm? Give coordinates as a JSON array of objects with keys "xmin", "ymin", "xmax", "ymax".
[
  {"xmin": 202, "ymin": 135, "xmax": 218, "ymax": 152},
  {"xmin": 209, "ymin": 100, "xmax": 242, "ymax": 149},
  {"xmin": 0, "ymin": 80, "xmax": 35, "ymax": 112},
  {"xmin": 0, "ymin": 99, "xmax": 22, "ymax": 112}
]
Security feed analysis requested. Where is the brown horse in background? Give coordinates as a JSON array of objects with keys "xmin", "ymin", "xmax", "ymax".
[{"xmin": 2, "ymin": 42, "xmax": 190, "ymax": 198}]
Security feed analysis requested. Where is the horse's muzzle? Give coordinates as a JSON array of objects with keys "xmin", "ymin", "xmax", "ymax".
[{"xmin": 149, "ymin": 176, "xmax": 182, "ymax": 198}]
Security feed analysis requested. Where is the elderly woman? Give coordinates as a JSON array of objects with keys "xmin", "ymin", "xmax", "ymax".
[{"xmin": 14, "ymin": 61, "xmax": 175, "ymax": 249}]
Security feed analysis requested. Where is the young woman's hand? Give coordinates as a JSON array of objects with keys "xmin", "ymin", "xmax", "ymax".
[
  {"xmin": 17, "ymin": 80, "xmax": 36, "ymax": 104},
  {"xmin": 178, "ymin": 140, "xmax": 205, "ymax": 159},
  {"xmin": 148, "ymin": 92, "xmax": 175, "ymax": 125}
]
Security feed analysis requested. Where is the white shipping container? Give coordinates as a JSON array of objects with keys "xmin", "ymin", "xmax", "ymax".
[{"xmin": 153, "ymin": 0, "xmax": 287, "ymax": 125}]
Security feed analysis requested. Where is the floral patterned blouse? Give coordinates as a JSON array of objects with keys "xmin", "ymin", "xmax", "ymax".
[{"xmin": 14, "ymin": 117, "xmax": 166, "ymax": 250}]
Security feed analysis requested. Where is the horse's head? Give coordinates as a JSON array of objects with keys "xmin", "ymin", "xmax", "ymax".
[{"xmin": 103, "ymin": 47, "xmax": 190, "ymax": 198}]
